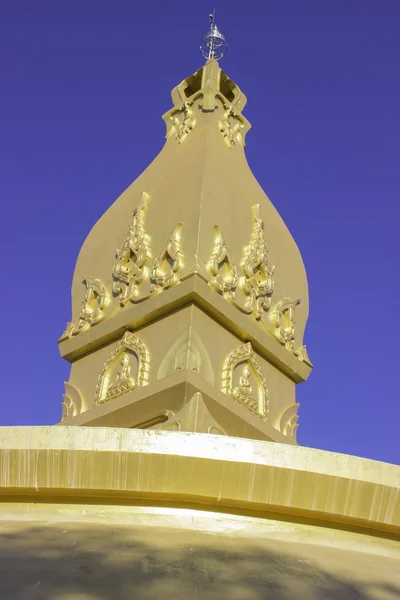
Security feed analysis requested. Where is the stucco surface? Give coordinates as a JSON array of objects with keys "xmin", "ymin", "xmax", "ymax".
[{"xmin": 0, "ymin": 506, "xmax": 399, "ymax": 600}]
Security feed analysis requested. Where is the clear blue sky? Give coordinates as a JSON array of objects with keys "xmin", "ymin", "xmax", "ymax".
[{"xmin": 1, "ymin": 1, "xmax": 399, "ymax": 465}]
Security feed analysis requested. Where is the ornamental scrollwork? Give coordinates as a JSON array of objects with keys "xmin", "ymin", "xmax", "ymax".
[
  {"xmin": 222, "ymin": 342, "xmax": 269, "ymax": 420},
  {"xmin": 296, "ymin": 345, "xmax": 313, "ymax": 367},
  {"xmin": 166, "ymin": 102, "xmax": 196, "ymax": 144},
  {"xmin": 78, "ymin": 277, "xmax": 109, "ymax": 330},
  {"xmin": 219, "ymin": 106, "xmax": 245, "ymax": 149},
  {"xmin": 60, "ymin": 321, "xmax": 76, "ymax": 340},
  {"xmin": 95, "ymin": 331, "xmax": 149, "ymax": 404},
  {"xmin": 240, "ymin": 205, "xmax": 275, "ymax": 320},
  {"xmin": 151, "ymin": 223, "xmax": 183, "ymax": 292},
  {"xmin": 208, "ymin": 225, "xmax": 237, "ymax": 299},
  {"xmin": 270, "ymin": 297, "xmax": 300, "ymax": 351},
  {"xmin": 112, "ymin": 192, "xmax": 151, "ymax": 305}
]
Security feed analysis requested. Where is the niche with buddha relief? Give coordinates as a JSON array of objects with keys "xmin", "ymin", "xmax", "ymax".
[
  {"xmin": 95, "ymin": 332, "xmax": 149, "ymax": 404},
  {"xmin": 222, "ymin": 342, "xmax": 268, "ymax": 421}
]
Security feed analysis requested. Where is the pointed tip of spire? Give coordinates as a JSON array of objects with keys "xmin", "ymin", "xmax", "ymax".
[{"xmin": 208, "ymin": 9, "xmax": 215, "ymax": 26}]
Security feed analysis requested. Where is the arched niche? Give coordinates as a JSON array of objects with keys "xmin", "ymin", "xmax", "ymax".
[
  {"xmin": 222, "ymin": 342, "xmax": 269, "ymax": 421},
  {"xmin": 278, "ymin": 403, "xmax": 300, "ymax": 442},
  {"xmin": 157, "ymin": 329, "xmax": 215, "ymax": 384},
  {"xmin": 95, "ymin": 332, "xmax": 149, "ymax": 404},
  {"xmin": 61, "ymin": 382, "xmax": 87, "ymax": 420}
]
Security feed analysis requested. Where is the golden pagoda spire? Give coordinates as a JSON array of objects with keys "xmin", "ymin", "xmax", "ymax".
[{"xmin": 58, "ymin": 23, "xmax": 312, "ymax": 442}]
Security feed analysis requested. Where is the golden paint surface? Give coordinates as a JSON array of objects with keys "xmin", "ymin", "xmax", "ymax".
[
  {"xmin": 10, "ymin": 57, "xmax": 398, "ymax": 598},
  {"xmin": 58, "ymin": 60, "xmax": 312, "ymax": 439},
  {"xmin": 0, "ymin": 512, "xmax": 398, "ymax": 599},
  {"xmin": 0, "ymin": 427, "xmax": 398, "ymax": 535}
]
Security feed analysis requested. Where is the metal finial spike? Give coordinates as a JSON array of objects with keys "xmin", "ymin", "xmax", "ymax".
[
  {"xmin": 200, "ymin": 11, "xmax": 228, "ymax": 61},
  {"xmin": 208, "ymin": 8, "xmax": 215, "ymax": 27}
]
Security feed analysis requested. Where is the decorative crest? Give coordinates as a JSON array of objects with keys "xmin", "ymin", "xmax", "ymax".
[
  {"xmin": 200, "ymin": 10, "xmax": 228, "ymax": 61},
  {"xmin": 241, "ymin": 205, "xmax": 275, "ymax": 319},
  {"xmin": 151, "ymin": 223, "xmax": 183, "ymax": 292},
  {"xmin": 174, "ymin": 106, "xmax": 196, "ymax": 143},
  {"xmin": 270, "ymin": 297, "xmax": 300, "ymax": 350},
  {"xmin": 208, "ymin": 225, "xmax": 238, "ymax": 299},
  {"xmin": 59, "ymin": 277, "xmax": 109, "ymax": 340},
  {"xmin": 112, "ymin": 192, "xmax": 151, "ymax": 304},
  {"xmin": 296, "ymin": 345, "xmax": 313, "ymax": 367},
  {"xmin": 79, "ymin": 277, "xmax": 109, "ymax": 330},
  {"xmin": 219, "ymin": 108, "xmax": 245, "ymax": 148}
]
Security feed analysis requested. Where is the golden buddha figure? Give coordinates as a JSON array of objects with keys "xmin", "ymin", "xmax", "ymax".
[
  {"xmin": 107, "ymin": 354, "xmax": 136, "ymax": 399},
  {"xmin": 238, "ymin": 365, "xmax": 253, "ymax": 397},
  {"xmin": 116, "ymin": 355, "xmax": 134, "ymax": 384}
]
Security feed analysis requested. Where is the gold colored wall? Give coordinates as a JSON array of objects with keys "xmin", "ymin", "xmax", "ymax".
[
  {"xmin": 0, "ymin": 426, "xmax": 398, "ymax": 599},
  {"xmin": 67, "ymin": 306, "xmax": 296, "ymax": 437}
]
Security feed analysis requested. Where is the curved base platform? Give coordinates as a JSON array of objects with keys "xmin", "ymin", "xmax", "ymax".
[{"xmin": 0, "ymin": 427, "xmax": 399, "ymax": 599}]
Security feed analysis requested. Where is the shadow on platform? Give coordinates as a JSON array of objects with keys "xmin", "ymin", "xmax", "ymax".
[{"xmin": 0, "ymin": 521, "xmax": 398, "ymax": 599}]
